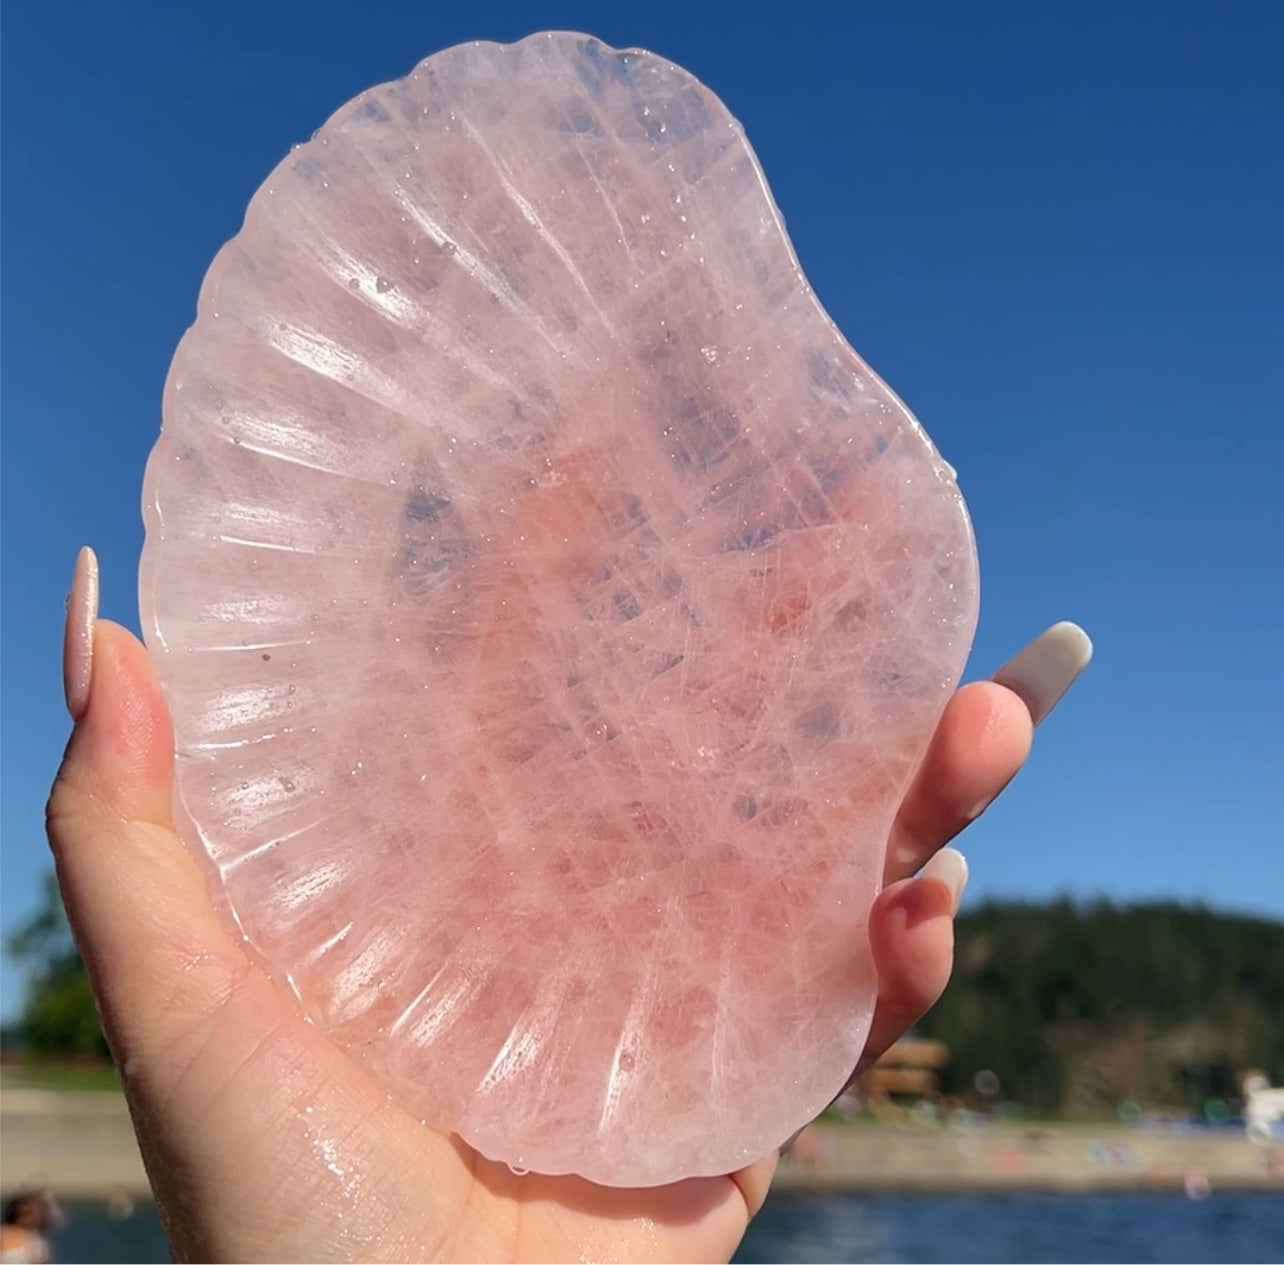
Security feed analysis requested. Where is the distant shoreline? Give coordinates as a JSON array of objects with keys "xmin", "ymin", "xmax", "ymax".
[
  {"xmin": 3, "ymin": 1089, "xmax": 1281, "ymax": 1199},
  {"xmin": 776, "ymin": 1118, "xmax": 1284, "ymax": 1195},
  {"xmin": 2, "ymin": 1089, "xmax": 147, "ymax": 1197}
]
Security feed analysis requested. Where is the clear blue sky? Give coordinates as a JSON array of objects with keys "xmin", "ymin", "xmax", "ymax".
[{"xmin": 3, "ymin": 0, "xmax": 1282, "ymax": 1017}]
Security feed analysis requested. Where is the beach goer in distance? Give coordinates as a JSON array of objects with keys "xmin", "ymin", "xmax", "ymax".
[
  {"xmin": 0, "ymin": 1190, "xmax": 58, "ymax": 1265},
  {"xmin": 48, "ymin": 548, "xmax": 1089, "ymax": 1263}
]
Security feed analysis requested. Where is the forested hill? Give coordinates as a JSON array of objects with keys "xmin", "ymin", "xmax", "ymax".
[{"xmin": 915, "ymin": 899, "xmax": 1284, "ymax": 1113}]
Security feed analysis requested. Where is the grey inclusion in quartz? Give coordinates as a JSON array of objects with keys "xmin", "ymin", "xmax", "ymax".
[{"xmin": 140, "ymin": 32, "xmax": 977, "ymax": 1186}]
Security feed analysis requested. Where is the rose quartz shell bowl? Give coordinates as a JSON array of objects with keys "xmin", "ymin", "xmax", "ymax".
[{"xmin": 139, "ymin": 32, "xmax": 977, "ymax": 1186}]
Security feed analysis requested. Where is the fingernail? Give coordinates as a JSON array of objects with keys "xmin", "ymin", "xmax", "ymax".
[
  {"xmin": 920, "ymin": 847, "xmax": 968, "ymax": 913},
  {"xmin": 993, "ymin": 621, "xmax": 1093, "ymax": 727},
  {"xmin": 63, "ymin": 546, "xmax": 99, "ymax": 722}
]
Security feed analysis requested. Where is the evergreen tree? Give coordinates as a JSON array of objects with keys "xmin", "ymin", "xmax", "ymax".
[
  {"xmin": 918, "ymin": 899, "xmax": 1284, "ymax": 1114},
  {"xmin": 6, "ymin": 872, "xmax": 108, "ymax": 1059}
]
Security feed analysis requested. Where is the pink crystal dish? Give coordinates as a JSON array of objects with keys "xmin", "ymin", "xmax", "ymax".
[{"xmin": 140, "ymin": 32, "xmax": 978, "ymax": 1186}]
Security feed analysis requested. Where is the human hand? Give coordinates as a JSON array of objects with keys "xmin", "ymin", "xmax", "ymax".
[{"xmin": 48, "ymin": 547, "xmax": 1087, "ymax": 1263}]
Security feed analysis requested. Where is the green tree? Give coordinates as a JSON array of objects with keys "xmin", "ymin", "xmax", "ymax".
[
  {"xmin": 918, "ymin": 899, "xmax": 1284, "ymax": 1115},
  {"xmin": 6, "ymin": 871, "xmax": 109, "ymax": 1058}
]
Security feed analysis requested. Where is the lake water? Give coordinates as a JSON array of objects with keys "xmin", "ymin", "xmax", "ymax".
[
  {"xmin": 737, "ymin": 1191, "xmax": 1284, "ymax": 1263},
  {"xmin": 44, "ymin": 1190, "xmax": 1284, "ymax": 1263}
]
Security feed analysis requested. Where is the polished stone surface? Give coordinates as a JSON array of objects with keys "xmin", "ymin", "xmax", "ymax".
[{"xmin": 141, "ymin": 32, "xmax": 977, "ymax": 1185}]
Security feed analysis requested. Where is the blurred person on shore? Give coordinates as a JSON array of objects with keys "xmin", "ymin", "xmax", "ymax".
[{"xmin": 1, "ymin": 1189, "xmax": 61, "ymax": 1264}]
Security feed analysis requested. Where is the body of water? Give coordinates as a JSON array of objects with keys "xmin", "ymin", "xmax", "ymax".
[
  {"xmin": 42, "ymin": 1190, "xmax": 1284, "ymax": 1263},
  {"xmin": 737, "ymin": 1190, "xmax": 1284, "ymax": 1264}
]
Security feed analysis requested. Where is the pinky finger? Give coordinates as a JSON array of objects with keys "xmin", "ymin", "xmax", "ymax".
[{"xmin": 843, "ymin": 848, "xmax": 969, "ymax": 1095}]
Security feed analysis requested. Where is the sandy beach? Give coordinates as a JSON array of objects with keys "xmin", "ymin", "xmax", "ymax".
[
  {"xmin": 776, "ymin": 1116, "xmax": 1284, "ymax": 1194},
  {"xmin": 3, "ymin": 1087, "xmax": 1281, "ymax": 1199},
  {"xmin": 2, "ymin": 1090, "xmax": 148, "ymax": 1197}
]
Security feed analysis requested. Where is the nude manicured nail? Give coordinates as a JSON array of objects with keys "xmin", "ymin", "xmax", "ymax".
[
  {"xmin": 920, "ymin": 847, "xmax": 969, "ymax": 913},
  {"xmin": 993, "ymin": 621, "xmax": 1093, "ymax": 728},
  {"xmin": 63, "ymin": 546, "xmax": 99, "ymax": 722}
]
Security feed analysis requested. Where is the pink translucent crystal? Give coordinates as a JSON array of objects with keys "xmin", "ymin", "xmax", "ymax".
[{"xmin": 140, "ymin": 32, "xmax": 977, "ymax": 1185}]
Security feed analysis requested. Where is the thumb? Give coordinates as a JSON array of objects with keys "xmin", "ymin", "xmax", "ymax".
[
  {"xmin": 44, "ymin": 553, "xmax": 508, "ymax": 1260},
  {"xmin": 46, "ymin": 548, "xmax": 260, "ymax": 1076}
]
